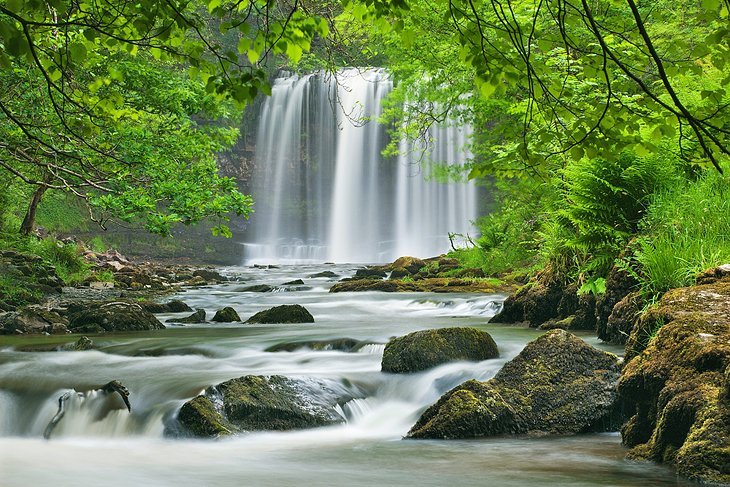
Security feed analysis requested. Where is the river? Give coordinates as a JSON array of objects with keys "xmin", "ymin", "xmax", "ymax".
[{"xmin": 0, "ymin": 264, "xmax": 690, "ymax": 486}]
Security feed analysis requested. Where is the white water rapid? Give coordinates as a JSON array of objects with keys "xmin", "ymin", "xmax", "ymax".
[
  {"xmin": 243, "ymin": 69, "xmax": 479, "ymax": 264},
  {"xmin": 0, "ymin": 265, "xmax": 690, "ymax": 487}
]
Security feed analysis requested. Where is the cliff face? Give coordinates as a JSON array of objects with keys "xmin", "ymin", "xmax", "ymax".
[{"xmin": 618, "ymin": 276, "xmax": 730, "ymax": 485}]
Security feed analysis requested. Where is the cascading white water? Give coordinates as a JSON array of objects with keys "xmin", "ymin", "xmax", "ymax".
[{"xmin": 244, "ymin": 68, "xmax": 479, "ymax": 264}]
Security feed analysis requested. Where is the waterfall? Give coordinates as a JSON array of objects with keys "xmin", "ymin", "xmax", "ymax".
[{"xmin": 243, "ymin": 68, "xmax": 478, "ymax": 264}]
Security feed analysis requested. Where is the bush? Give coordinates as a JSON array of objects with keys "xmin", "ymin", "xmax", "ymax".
[
  {"xmin": 553, "ymin": 150, "xmax": 686, "ymax": 277},
  {"xmin": 625, "ymin": 169, "xmax": 730, "ymax": 297}
]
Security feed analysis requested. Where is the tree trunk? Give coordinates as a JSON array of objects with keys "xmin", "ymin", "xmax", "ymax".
[{"xmin": 20, "ymin": 185, "xmax": 48, "ymax": 236}]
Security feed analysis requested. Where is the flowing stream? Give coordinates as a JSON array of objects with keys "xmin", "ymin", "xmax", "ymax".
[{"xmin": 0, "ymin": 265, "xmax": 690, "ymax": 486}]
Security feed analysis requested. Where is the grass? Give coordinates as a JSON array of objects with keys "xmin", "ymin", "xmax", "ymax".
[{"xmin": 625, "ymin": 170, "xmax": 730, "ymax": 298}]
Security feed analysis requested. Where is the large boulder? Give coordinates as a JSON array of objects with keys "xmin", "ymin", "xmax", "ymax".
[
  {"xmin": 381, "ymin": 327, "xmax": 499, "ymax": 374},
  {"xmin": 407, "ymin": 329, "xmax": 621, "ymax": 438},
  {"xmin": 67, "ymin": 301, "xmax": 165, "ymax": 333},
  {"xmin": 245, "ymin": 305, "xmax": 314, "ymax": 324},
  {"xmin": 618, "ymin": 278, "xmax": 730, "ymax": 484},
  {"xmin": 176, "ymin": 375, "xmax": 353, "ymax": 437}
]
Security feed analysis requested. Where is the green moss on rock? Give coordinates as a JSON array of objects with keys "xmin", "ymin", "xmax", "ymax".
[
  {"xmin": 211, "ymin": 307, "xmax": 240, "ymax": 322},
  {"xmin": 381, "ymin": 327, "xmax": 499, "ymax": 373},
  {"xmin": 405, "ymin": 330, "xmax": 622, "ymax": 439},
  {"xmin": 245, "ymin": 304, "xmax": 314, "ymax": 324},
  {"xmin": 177, "ymin": 375, "xmax": 348, "ymax": 437},
  {"xmin": 67, "ymin": 301, "xmax": 164, "ymax": 333},
  {"xmin": 619, "ymin": 313, "xmax": 730, "ymax": 484}
]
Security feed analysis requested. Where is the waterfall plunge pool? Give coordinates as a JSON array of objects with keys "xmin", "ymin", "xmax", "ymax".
[{"xmin": 0, "ymin": 264, "xmax": 690, "ymax": 487}]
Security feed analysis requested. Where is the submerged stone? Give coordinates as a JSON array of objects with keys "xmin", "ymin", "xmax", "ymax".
[
  {"xmin": 407, "ymin": 330, "xmax": 621, "ymax": 439},
  {"xmin": 382, "ymin": 327, "xmax": 499, "ymax": 374}
]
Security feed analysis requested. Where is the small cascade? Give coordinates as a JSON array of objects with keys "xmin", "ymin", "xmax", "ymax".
[{"xmin": 244, "ymin": 68, "xmax": 478, "ymax": 264}]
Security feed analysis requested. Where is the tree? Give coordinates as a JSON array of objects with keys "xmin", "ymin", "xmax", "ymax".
[
  {"xmin": 0, "ymin": 0, "xmax": 327, "ymax": 235},
  {"xmin": 337, "ymin": 0, "xmax": 730, "ymax": 176}
]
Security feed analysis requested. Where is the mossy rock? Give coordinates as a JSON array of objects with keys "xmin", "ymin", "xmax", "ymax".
[
  {"xmin": 168, "ymin": 309, "xmax": 206, "ymax": 324},
  {"xmin": 0, "ymin": 307, "xmax": 69, "ymax": 335},
  {"xmin": 307, "ymin": 271, "xmax": 338, "ymax": 279},
  {"xmin": 389, "ymin": 256, "xmax": 427, "ymax": 275},
  {"xmin": 245, "ymin": 305, "xmax": 314, "ymax": 324},
  {"xmin": 177, "ymin": 375, "xmax": 350, "ymax": 437},
  {"xmin": 67, "ymin": 302, "xmax": 164, "ymax": 333},
  {"xmin": 140, "ymin": 300, "xmax": 193, "ymax": 313},
  {"xmin": 211, "ymin": 307, "xmax": 240, "ymax": 322},
  {"xmin": 177, "ymin": 395, "xmax": 235, "ymax": 437},
  {"xmin": 408, "ymin": 380, "xmax": 519, "ymax": 439},
  {"xmin": 353, "ymin": 268, "xmax": 386, "ymax": 279},
  {"xmin": 619, "ymin": 315, "xmax": 730, "ymax": 484},
  {"xmin": 330, "ymin": 280, "xmax": 418, "ymax": 293},
  {"xmin": 406, "ymin": 330, "xmax": 621, "ymax": 439},
  {"xmin": 382, "ymin": 327, "xmax": 499, "ymax": 374}
]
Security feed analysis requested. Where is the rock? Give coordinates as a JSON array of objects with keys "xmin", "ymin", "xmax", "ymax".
[
  {"xmin": 406, "ymin": 330, "xmax": 621, "ymax": 439},
  {"xmin": 382, "ymin": 327, "xmax": 499, "ymax": 374},
  {"xmin": 74, "ymin": 336, "xmax": 94, "ymax": 350},
  {"xmin": 0, "ymin": 307, "xmax": 69, "ymax": 335},
  {"xmin": 185, "ymin": 276, "xmax": 207, "ymax": 286},
  {"xmin": 390, "ymin": 256, "xmax": 426, "ymax": 275},
  {"xmin": 490, "ymin": 280, "xmax": 563, "ymax": 327},
  {"xmin": 176, "ymin": 375, "xmax": 352, "ymax": 437},
  {"xmin": 307, "ymin": 271, "xmax": 339, "ymax": 279},
  {"xmin": 211, "ymin": 307, "xmax": 240, "ymax": 322},
  {"xmin": 265, "ymin": 338, "xmax": 363, "ymax": 353},
  {"xmin": 245, "ymin": 305, "xmax": 314, "ymax": 324},
  {"xmin": 141, "ymin": 300, "xmax": 193, "ymax": 313},
  {"xmin": 596, "ymin": 265, "xmax": 639, "ymax": 343},
  {"xmin": 330, "ymin": 280, "xmax": 418, "ymax": 293},
  {"xmin": 193, "ymin": 269, "xmax": 227, "ymax": 282},
  {"xmin": 602, "ymin": 292, "xmax": 641, "ymax": 345},
  {"xmin": 618, "ymin": 279, "xmax": 730, "ymax": 484},
  {"xmin": 330, "ymin": 277, "xmax": 511, "ymax": 294},
  {"xmin": 67, "ymin": 302, "xmax": 165, "ymax": 333},
  {"xmin": 169, "ymin": 309, "xmax": 206, "ymax": 324},
  {"xmin": 354, "ymin": 268, "xmax": 387, "ymax": 279},
  {"xmin": 389, "ymin": 268, "xmax": 411, "ymax": 280},
  {"xmin": 235, "ymin": 284, "xmax": 275, "ymax": 293},
  {"xmin": 696, "ymin": 263, "xmax": 730, "ymax": 285},
  {"xmin": 282, "ymin": 279, "xmax": 305, "ymax": 286}
]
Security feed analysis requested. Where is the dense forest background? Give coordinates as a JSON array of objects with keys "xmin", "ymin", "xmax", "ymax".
[{"xmin": 1, "ymin": 0, "xmax": 729, "ymax": 303}]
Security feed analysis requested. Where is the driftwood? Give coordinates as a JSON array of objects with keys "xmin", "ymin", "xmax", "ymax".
[{"xmin": 43, "ymin": 380, "xmax": 131, "ymax": 439}]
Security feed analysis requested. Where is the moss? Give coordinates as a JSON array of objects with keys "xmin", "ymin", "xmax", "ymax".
[
  {"xmin": 381, "ymin": 327, "xmax": 499, "ymax": 374},
  {"xmin": 177, "ymin": 396, "xmax": 234, "ymax": 438},
  {"xmin": 406, "ymin": 330, "xmax": 622, "ymax": 439},
  {"xmin": 245, "ymin": 304, "xmax": 314, "ymax": 324},
  {"xmin": 618, "ymin": 286, "xmax": 730, "ymax": 485},
  {"xmin": 211, "ymin": 306, "xmax": 241, "ymax": 322}
]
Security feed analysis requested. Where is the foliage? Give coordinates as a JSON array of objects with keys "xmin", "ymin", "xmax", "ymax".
[
  {"xmin": 450, "ymin": 178, "xmax": 546, "ymax": 276},
  {"xmin": 553, "ymin": 150, "xmax": 687, "ymax": 276},
  {"xmin": 623, "ymin": 169, "xmax": 730, "ymax": 298},
  {"xmin": 0, "ymin": 0, "xmax": 329, "ymax": 236}
]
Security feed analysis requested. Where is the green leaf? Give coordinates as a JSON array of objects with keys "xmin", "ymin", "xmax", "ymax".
[{"xmin": 69, "ymin": 42, "xmax": 88, "ymax": 63}]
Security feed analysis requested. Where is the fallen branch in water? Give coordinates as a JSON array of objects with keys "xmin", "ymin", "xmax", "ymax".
[{"xmin": 43, "ymin": 380, "xmax": 131, "ymax": 440}]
